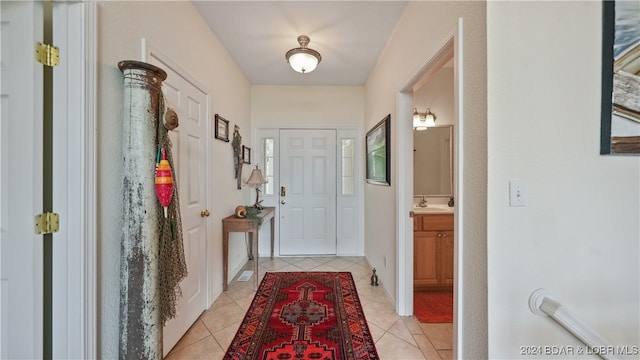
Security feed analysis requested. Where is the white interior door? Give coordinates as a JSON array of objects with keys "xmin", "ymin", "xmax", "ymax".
[
  {"xmin": 1, "ymin": 2, "xmax": 44, "ymax": 358},
  {"xmin": 148, "ymin": 54, "xmax": 209, "ymax": 356},
  {"xmin": 279, "ymin": 129, "xmax": 337, "ymax": 255}
]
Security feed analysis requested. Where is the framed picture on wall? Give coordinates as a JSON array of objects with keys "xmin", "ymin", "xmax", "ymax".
[
  {"xmin": 600, "ymin": 0, "xmax": 640, "ymax": 154},
  {"xmin": 366, "ymin": 114, "xmax": 391, "ymax": 186},
  {"xmin": 215, "ymin": 114, "xmax": 229, "ymax": 142},
  {"xmin": 242, "ymin": 145, "xmax": 251, "ymax": 164}
]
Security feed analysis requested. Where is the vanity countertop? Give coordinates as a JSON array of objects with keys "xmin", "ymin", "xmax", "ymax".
[{"xmin": 412, "ymin": 205, "xmax": 454, "ymax": 214}]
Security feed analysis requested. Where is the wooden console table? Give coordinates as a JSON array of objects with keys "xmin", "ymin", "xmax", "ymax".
[{"xmin": 222, "ymin": 207, "xmax": 275, "ymax": 291}]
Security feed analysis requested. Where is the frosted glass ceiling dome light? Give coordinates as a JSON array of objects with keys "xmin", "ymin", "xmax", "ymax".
[{"xmin": 286, "ymin": 35, "xmax": 322, "ymax": 74}]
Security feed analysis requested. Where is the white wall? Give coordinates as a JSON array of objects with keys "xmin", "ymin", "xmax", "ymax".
[
  {"xmin": 96, "ymin": 2, "xmax": 251, "ymax": 357},
  {"xmin": 488, "ymin": 2, "xmax": 639, "ymax": 358},
  {"xmin": 251, "ymin": 86, "xmax": 364, "ymax": 128},
  {"xmin": 414, "ymin": 66, "xmax": 455, "ymax": 127},
  {"xmin": 365, "ymin": 2, "xmax": 487, "ymax": 358}
]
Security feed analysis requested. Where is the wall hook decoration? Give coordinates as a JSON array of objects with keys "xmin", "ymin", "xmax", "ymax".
[
  {"xmin": 232, "ymin": 125, "xmax": 243, "ymax": 189},
  {"xmin": 163, "ymin": 108, "xmax": 179, "ymax": 130}
]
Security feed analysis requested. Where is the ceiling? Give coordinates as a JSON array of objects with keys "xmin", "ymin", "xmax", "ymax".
[{"xmin": 192, "ymin": 1, "xmax": 408, "ymax": 86}]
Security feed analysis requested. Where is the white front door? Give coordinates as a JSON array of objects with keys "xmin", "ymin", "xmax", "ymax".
[
  {"xmin": 148, "ymin": 54, "xmax": 209, "ymax": 356},
  {"xmin": 279, "ymin": 129, "xmax": 337, "ymax": 255},
  {"xmin": 1, "ymin": 2, "xmax": 44, "ymax": 358}
]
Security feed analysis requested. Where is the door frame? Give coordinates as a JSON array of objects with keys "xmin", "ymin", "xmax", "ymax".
[
  {"xmin": 253, "ymin": 127, "xmax": 364, "ymax": 258},
  {"xmin": 51, "ymin": 2, "xmax": 97, "ymax": 358},
  {"xmin": 396, "ymin": 19, "xmax": 463, "ymax": 354}
]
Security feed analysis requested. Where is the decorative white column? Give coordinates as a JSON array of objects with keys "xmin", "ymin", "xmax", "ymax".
[{"xmin": 118, "ymin": 60, "xmax": 167, "ymax": 360}]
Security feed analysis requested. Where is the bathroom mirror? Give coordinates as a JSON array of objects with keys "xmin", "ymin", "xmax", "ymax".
[{"xmin": 414, "ymin": 125, "xmax": 453, "ymax": 196}]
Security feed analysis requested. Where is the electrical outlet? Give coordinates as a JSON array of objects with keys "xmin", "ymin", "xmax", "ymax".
[{"xmin": 509, "ymin": 179, "xmax": 526, "ymax": 207}]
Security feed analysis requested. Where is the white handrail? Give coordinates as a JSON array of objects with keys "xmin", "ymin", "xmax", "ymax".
[{"xmin": 529, "ymin": 289, "xmax": 624, "ymax": 360}]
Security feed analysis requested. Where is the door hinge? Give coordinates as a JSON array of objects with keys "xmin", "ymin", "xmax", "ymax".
[
  {"xmin": 35, "ymin": 212, "xmax": 59, "ymax": 235},
  {"xmin": 35, "ymin": 42, "xmax": 60, "ymax": 67}
]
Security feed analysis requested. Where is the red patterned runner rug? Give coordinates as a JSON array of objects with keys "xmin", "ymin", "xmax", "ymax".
[{"xmin": 224, "ymin": 272, "xmax": 379, "ymax": 360}]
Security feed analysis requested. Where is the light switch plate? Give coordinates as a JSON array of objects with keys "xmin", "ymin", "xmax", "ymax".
[{"xmin": 509, "ymin": 179, "xmax": 526, "ymax": 207}]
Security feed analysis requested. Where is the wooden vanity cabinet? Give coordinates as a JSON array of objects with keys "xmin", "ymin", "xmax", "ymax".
[
  {"xmin": 440, "ymin": 230, "xmax": 454, "ymax": 285},
  {"xmin": 414, "ymin": 214, "xmax": 454, "ymax": 289},
  {"xmin": 414, "ymin": 231, "xmax": 439, "ymax": 286}
]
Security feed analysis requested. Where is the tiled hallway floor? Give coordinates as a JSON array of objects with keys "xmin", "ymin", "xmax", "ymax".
[{"xmin": 165, "ymin": 256, "xmax": 453, "ymax": 359}]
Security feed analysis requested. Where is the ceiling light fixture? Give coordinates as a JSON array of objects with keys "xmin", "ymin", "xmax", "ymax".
[
  {"xmin": 413, "ymin": 108, "xmax": 436, "ymax": 131},
  {"xmin": 285, "ymin": 35, "xmax": 321, "ymax": 74}
]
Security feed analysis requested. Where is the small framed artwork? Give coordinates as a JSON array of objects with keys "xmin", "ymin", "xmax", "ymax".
[
  {"xmin": 242, "ymin": 145, "xmax": 251, "ymax": 164},
  {"xmin": 600, "ymin": 1, "xmax": 640, "ymax": 154},
  {"xmin": 366, "ymin": 114, "xmax": 391, "ymax": 186},
  {"xmin": 214, "ymin": 114, "xmax": 229, "ymax": 142}
]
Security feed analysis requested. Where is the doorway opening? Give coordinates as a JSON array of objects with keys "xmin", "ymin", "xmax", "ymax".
[
  {"xmin": 254, "ymin": 128, "xmax": 363, "ymax": 258},
  {"xmin": 396, "ymin": 20, "xmax": 464, "ymax": 356},
  {"xmin": 412, "ymin": 60, "xmax": 455, "ymax": 325}
]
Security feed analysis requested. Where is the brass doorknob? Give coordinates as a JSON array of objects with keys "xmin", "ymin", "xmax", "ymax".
[
  {"xmin": 280, "ymin": 200, "xmax": 286, "ymax": 205},
  {"xmin": 200, "ymin": 209, "xmax": 210, "ymax": 217}
]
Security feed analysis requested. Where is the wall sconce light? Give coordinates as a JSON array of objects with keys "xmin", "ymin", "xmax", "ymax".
[
  {"xmin": 285, "ymin": 35, "xmax": 322, "ymax": 74},
  {"xmin": 413, "ymin": 108, "xmax": 436, "ymax": 131}
]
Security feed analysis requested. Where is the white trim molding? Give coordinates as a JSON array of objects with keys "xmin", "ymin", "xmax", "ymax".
[
  {"xmin": 83, "ymin": 2, "xmax": 98, "ymax": 358},
  {"xmin": 50, "ymin": 1, "xmax": 97, "ymax": 358}
]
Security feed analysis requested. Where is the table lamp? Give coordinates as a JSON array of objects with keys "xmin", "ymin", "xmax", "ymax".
[{"xmin": 245, "ymin": 165, "xmax": 268, "ymax": 210}]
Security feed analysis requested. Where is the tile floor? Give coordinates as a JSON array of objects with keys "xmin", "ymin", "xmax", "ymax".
[{"xmin": 165, "ymin": 256, "xmax": 453, "ymax": 360}]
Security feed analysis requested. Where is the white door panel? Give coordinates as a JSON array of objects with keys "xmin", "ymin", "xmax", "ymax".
[
  {"xmin": 148, "ymin": 54, "xmax": 209, "ymax": 357},
  {"xmin": 279, "ymin": 130, "xmax": 336, "ymax": 255},
  {"xmin": 0, "ymin": 2, "xmax": 44, "ymax": 358},
  {"xmin": 255, "ymin": 129, "xmax": 362, "ymax": 257}
]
